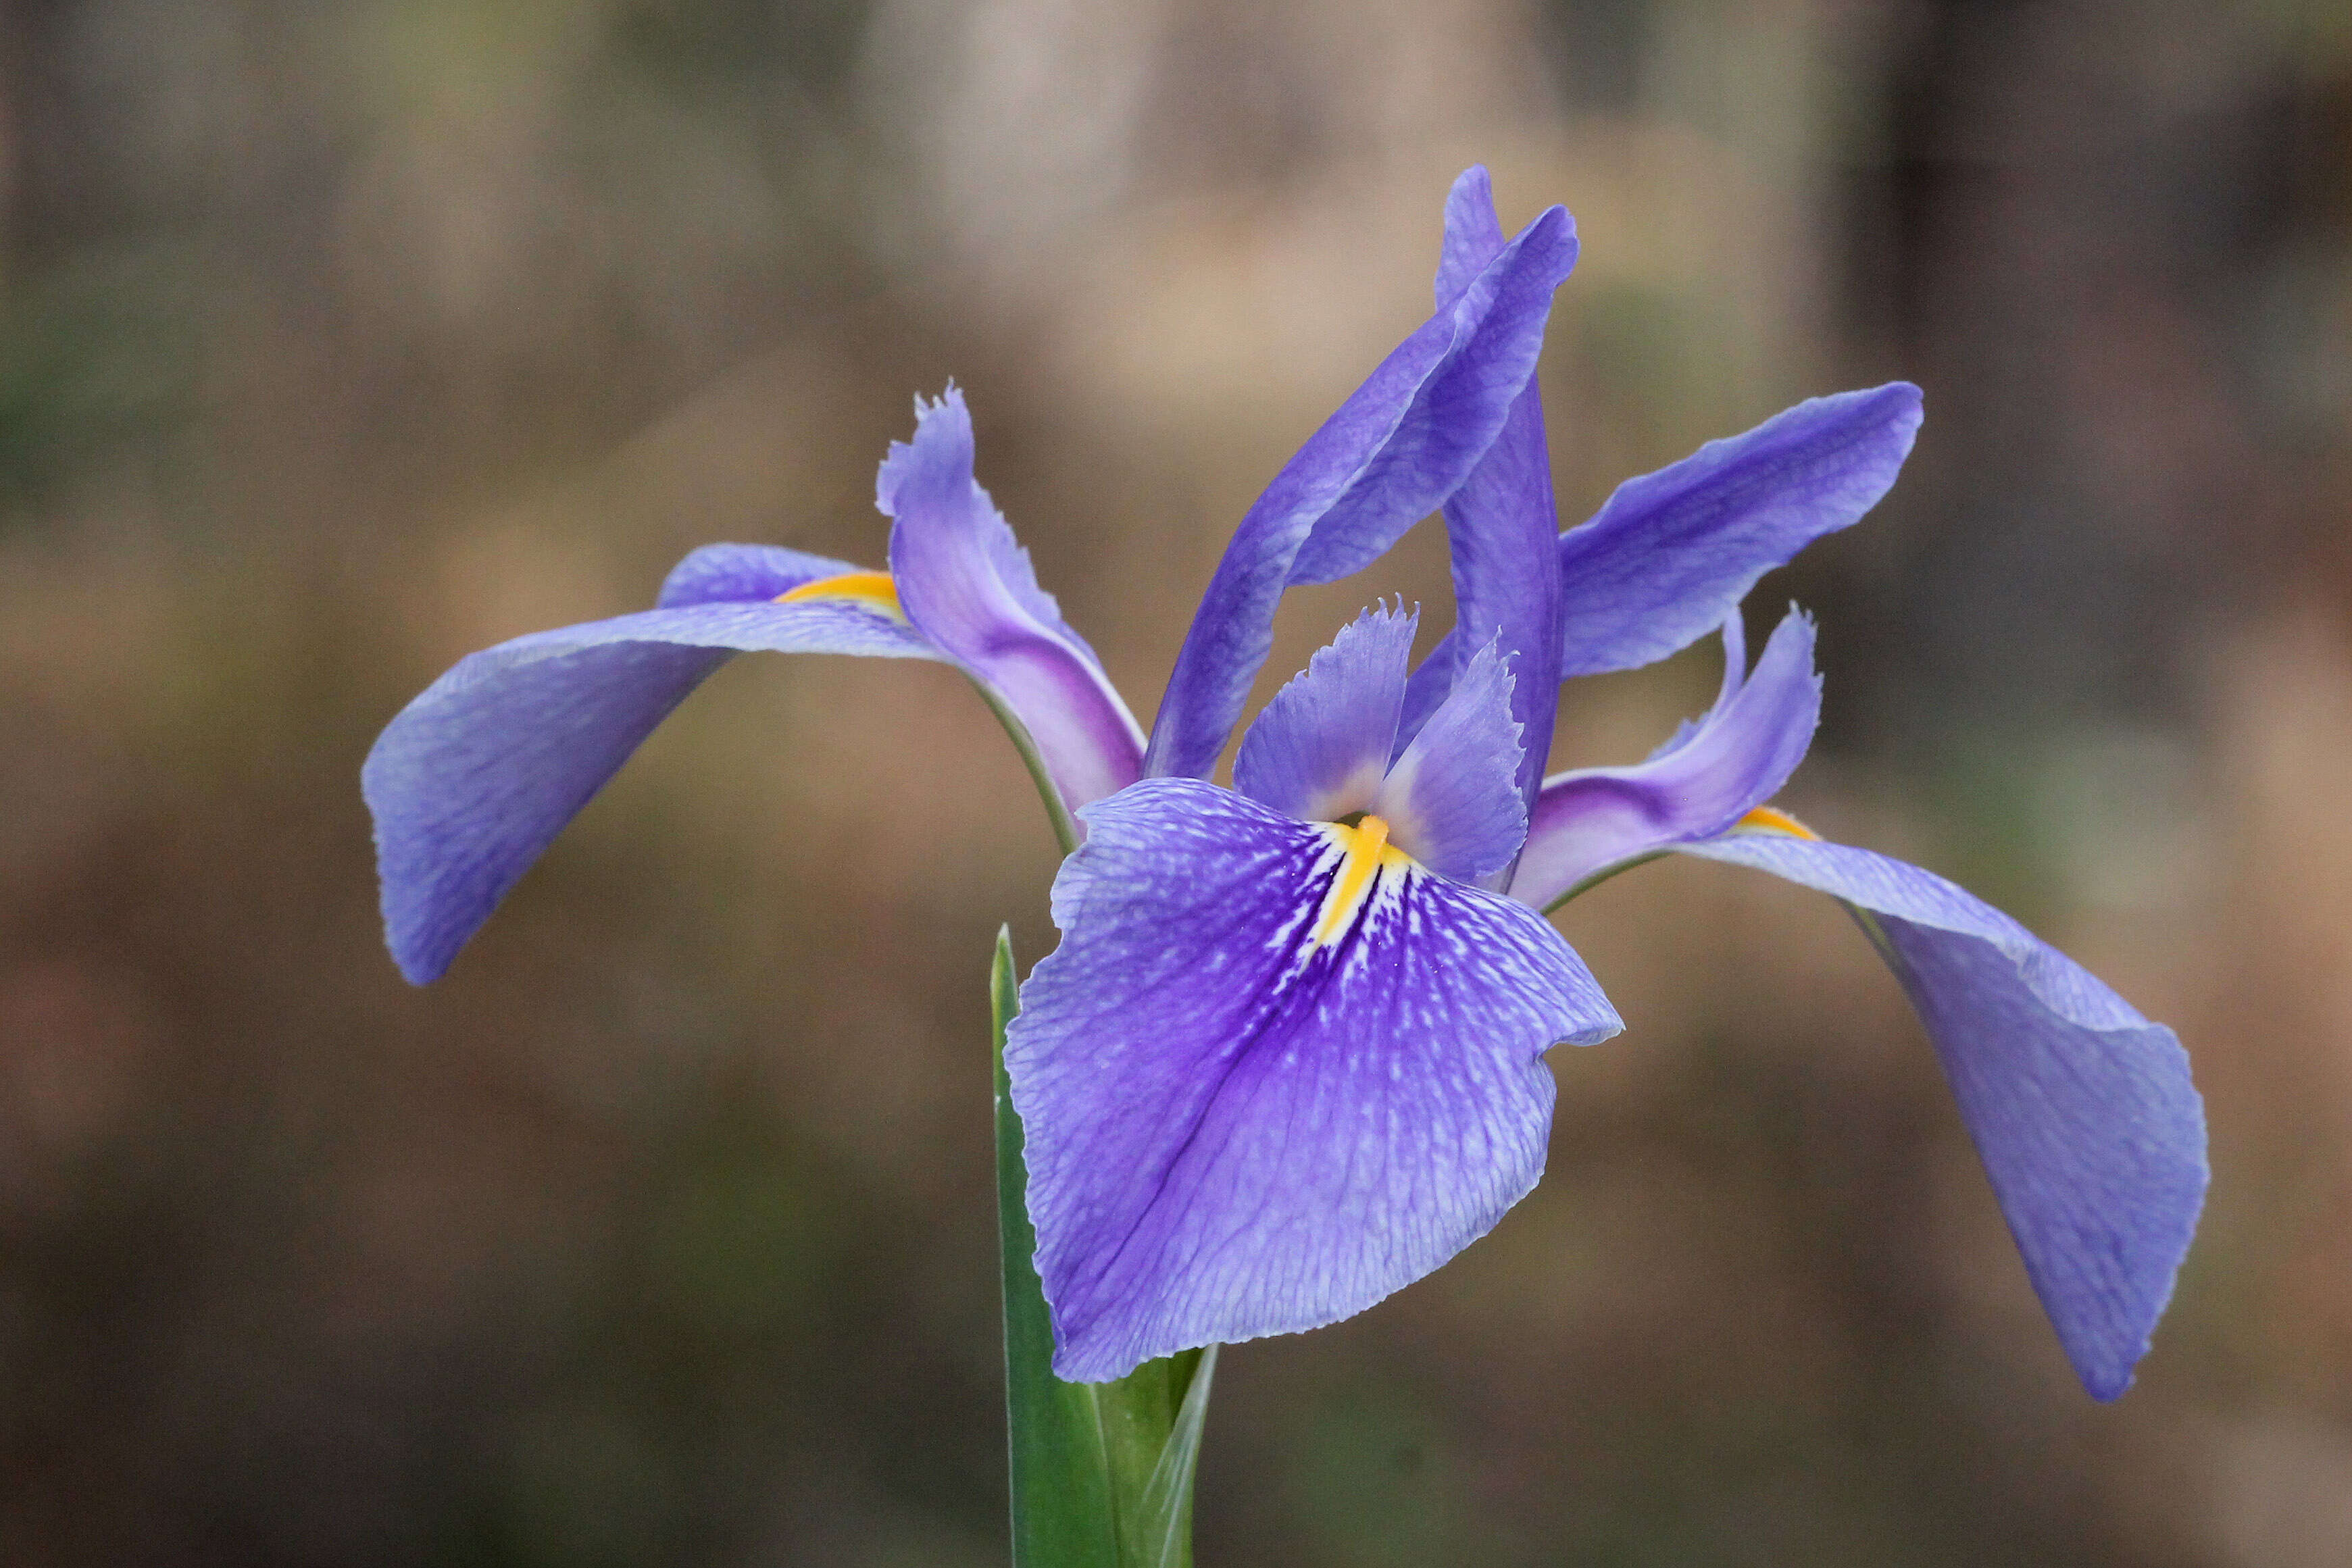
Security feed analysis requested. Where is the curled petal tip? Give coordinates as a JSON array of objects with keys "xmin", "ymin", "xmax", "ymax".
[{"xmin": 876, "ymin": 383, "xmax": 978, "ymax": 517}]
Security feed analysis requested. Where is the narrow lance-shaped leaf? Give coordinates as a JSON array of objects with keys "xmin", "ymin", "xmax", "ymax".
[
  {"xmin": 1136, "ymin": 1345, "xmax": 1219, "ymax": 1568},
  {"xmin": 996, "ymin": 931, "xmax": 1216, "ymax": 1568},
  {"xmin": 994, "ymin": 930, "xmax": 1119, "ymax": 1568}
]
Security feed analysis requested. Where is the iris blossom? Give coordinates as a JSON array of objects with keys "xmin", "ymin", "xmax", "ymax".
[{"xmin": 364, "ymin": 168, "xmax": 2205, "ymax": 1409}]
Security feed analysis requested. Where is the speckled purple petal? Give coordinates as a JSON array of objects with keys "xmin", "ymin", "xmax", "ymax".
[
  {"xmin": 365, "ymin": 597, "xmax": 939, "ymax": 984},
  {"xmin": 882, "ymin": 386, "xmax": 1147, "ymax": 811},
  {"xmin": 1007, "ymin": 778, "xmax": 1620, "ymax": 1382},
  {"xmin": 1376, "ymin": 638, "xmax": 1526, "ymax": 884},
  {"xmin": 1232, "ymin": 603, "xmax": 1416, "ymax": 821},
  {"xmin": 1510, "ymin": 609, "xmax": 1820, "ymax": 908},
  {"xmin": 1399, "ymin": 168, "xmax": 1566, "ymax": 813},
  {"xmin": 1678, "ymin": 831, "xmax": 2207, "ymax": 1401},
  {"xmin": 1144, "ymin": 195, "xmax": 1579, "ymax": 782},
  {"xmin": 1556, "ymin": 383, "xmax": 1922, "ymax": 678}
]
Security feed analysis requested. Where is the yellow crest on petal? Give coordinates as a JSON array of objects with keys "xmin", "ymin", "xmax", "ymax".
[
  {"xmin": 1734, "ymin": 805, "xmax": 1820, "ymax": 840},
  {"xmin": 776, "ymin": 570, "xmax": 905, "ymax": 619}
]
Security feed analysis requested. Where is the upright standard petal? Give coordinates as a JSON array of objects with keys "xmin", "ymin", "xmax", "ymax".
[
  {"xmin": 365, "ymin": 593, "xmax": 939, "ymax": 984},
  {"xmin": 1232, "ymin": 603, "xmax": 1416, "ymax": 821},
  {"xmin": 1399, "ymin": 168, "xmax": 1567, "ymax": 814},
  {"xmin": 1007, "ymin": 780, "xmax": 1619, "ymax": 1382},
  {"xmin": 882, "ymin": 386, "xmax": 1148, "ymax": 813},
  {"xmin": 1676, "ymin": 830, "xmax": 2208, "ymax": 1400},
  {"xmin": 1555, "ymin": 383, "xmax": 1923, "ymax": 678},
  {"xmin": 1375, "ymin": 638, "xmax": 1526, "ymax": 884},
  {"xmin": 1143, "ymin": 197, "xmax": 1579, "ymax": 782},
  {"xmin": 1510, "ymin": 609, "xmax": 1821, "ymax": 909}
]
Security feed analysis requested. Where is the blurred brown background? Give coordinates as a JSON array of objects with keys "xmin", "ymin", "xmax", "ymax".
[{"xmin": 0, "ymin": 1, "xmax": 2347, "ymax": 1563}]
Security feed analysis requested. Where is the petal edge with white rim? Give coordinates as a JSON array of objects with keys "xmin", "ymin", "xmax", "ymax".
[
  {"xmin": 1006, "ymin": 778, "xmax": 1620, "ymax": 1383},
  {"xmin": 1676, "ymin": 830, "xmax": 2207, "ymax": 1400}
]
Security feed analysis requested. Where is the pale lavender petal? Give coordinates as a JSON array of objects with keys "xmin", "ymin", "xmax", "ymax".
[
  {"xmin": 1144, "ymin": 201, "xmax": 1580, "ymax": 782},
  {"xmin": 1676, "ymin": 832, "xmax": 2207, "ymax": 1400},
  {"xmin": 1007, "ymin": 779, "xmax": 1620, "ymax": 1382},
  {"xmin": 880, "ymin": 386, "xmax": 1148, "ymax": 812},
  {"xmin": 365, "ymin": 600, "xmax": 939, "ymax": 984},
  {"xmin": 1510, "ymin": 609, "xmax": 1821, "ymax": 908},
  {"xmin": 1232, "ymin": 603, "xmax": 1416, "ymax": 821},
  {"xmin": 1376, "ymin": 639, "xmax": 1526, "ymax": 884},
  {"xmin": 655, "ymin": 542, "xmax": 864, "ymax": 608},
  {"xmin": 1400, "ymin": 170, "xmax": 1566, "ymax": 813},
  {"xmin": 1556, "ymin": 383, "xmax": 1923, "ymax": 678}
]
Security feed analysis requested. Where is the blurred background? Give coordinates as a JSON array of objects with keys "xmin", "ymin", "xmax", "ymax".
[{"xmin": 0, "ymin": 0, "xmax": 2347, "ymax": 1563}]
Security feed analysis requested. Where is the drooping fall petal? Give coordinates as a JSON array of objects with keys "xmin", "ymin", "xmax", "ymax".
[
  {"xmin": 365, "ymin": 590, "xmax": 939, "ymax": 984},
  {"xmin": 1678, "ymin": 830, "xmax": 2207, "ymax": 1400},
  {"xmin": 1006, "ymin": 780, "xmax": 1620, "ymax": 1382}
]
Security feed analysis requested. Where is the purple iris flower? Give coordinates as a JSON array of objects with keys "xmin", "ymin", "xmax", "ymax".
[{"xmin": 363, "ymin": 167, "xmax": 2205, "ymax": 1409}]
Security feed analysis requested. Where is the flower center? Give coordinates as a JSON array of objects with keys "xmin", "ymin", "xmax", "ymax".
[
  {"xmin": 776, "ymin": 570, "xmax": 905, "ymax": 619},
  {"xmin": 1313, "ymin": 813, "xmax": 1412, "ymax": 945}
]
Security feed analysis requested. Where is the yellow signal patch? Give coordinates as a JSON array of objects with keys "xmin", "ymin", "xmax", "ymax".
[
  {"xmin": 1313, "ymin": 814, "xmax": 1414, "ymax": 945},
  {"xmin": 776, "ymin": 570, "xmax": 904, "ymax": 619},
  {"xmin": 1734, "ymin": 805, "xmax": 1820, "ymax": 840}
]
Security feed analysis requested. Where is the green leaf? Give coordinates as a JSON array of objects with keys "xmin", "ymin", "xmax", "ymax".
[
  {"xmin": 994, "ymin": 928, "xmax": 1118, "ymax": 1568},
  {"xmin": 1135, "ymin": 1344, "xmax": 1218, "ymax": 1568},
  {"xmin": 993, "ymin": 930, "xmax": 1218, "ymax": 1568}
]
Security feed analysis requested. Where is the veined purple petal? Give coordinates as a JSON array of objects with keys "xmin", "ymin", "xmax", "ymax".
[
  {"xmin": 1400, "ymin": 169, "xmax": 1567, "ymax": 814},
  {"xmin": 1676, "ymin": 831, "xmax": 2207, "ymax": 1401},
  {"xmin": 1232, "ymin": 603, "xmax": 1416, "ymax": 821},
  {"xmin": 1556, "ymin": 384, "xmax": 1923, "ymax": 678},
  {"xmin": 1510, "ymin": 609, "xmax": 1821, "ymax": 908},
  {"xmin": 1007, "ymin": 779, "xmax": 1620, "ymax": 1382},
  {"xmin": 881, "ymin": 386, "xmax": 1147, "ymax": 812},
  {"xmin": 655, "ymin": 542, "xmax": 865, "ymax": 608},
  {"xmin": 365, "ymin": 599, "xmax": 940, "ymax": 984},
  {"xmin": 1143, "ymin": 196, "xmax": 1580, "ymax": 782},
  {"xmin": 1376, "ymin": 638, "xmax": 1526, "ymax": 884}
]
